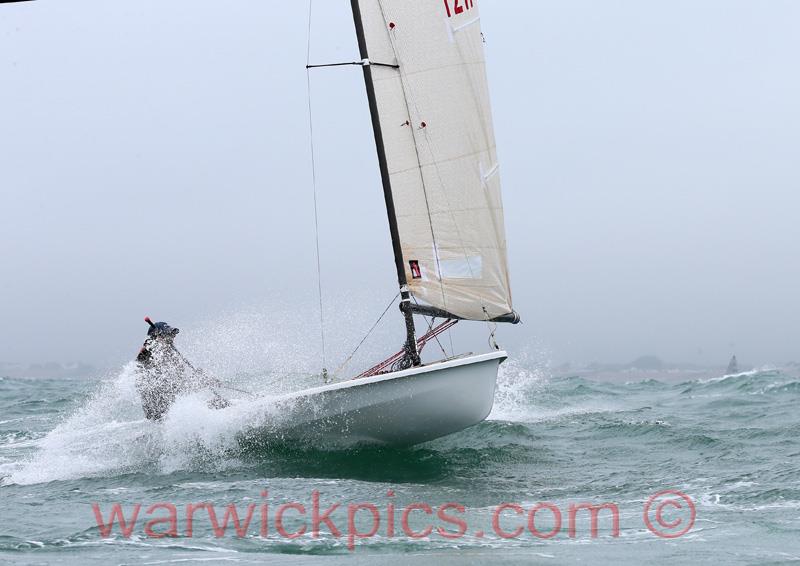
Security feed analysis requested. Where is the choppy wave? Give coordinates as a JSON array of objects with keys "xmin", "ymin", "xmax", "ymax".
[
  {"xmin": 1, "ymin": 364, "xmax": 308, "ymax": 485},
  {"xmin": 1, "ymin": 354, "xmax": 799, "ymax": 563},
  {"xmin": 2, "ymin": 358, "xmax": 799, "ymax": 487}
]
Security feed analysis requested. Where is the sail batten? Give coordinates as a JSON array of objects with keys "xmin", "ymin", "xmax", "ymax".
[{"xmin": 357, "ymin": 0, "xmax": 516, "ymax": 323}]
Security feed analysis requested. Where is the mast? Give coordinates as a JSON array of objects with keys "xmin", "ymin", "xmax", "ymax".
[{"xmin": 350, "ymin": 0, "xmax": 420, "ymax": 367}]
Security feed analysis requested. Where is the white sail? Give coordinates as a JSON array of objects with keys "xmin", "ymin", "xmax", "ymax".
[{"xmin": 357, "ymin": 0, "xmax": 514, "ymax": 321}]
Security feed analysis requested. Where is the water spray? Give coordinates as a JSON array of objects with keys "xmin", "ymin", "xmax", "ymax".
[{"xmin": 144, "ymin": 316, "xmax": 258, "ymax": 400}]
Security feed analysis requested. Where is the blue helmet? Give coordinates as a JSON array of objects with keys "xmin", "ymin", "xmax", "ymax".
[{"xmin": 144, "ymin": 317, "xmax": 179, "ymax": 338}]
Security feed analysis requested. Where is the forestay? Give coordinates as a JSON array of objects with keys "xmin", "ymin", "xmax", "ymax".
[{"xmin": 356, "ymin": 0, "xmax": 514, "ymax": 322}]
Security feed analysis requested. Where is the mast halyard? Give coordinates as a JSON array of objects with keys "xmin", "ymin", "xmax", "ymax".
[{"xmin": 350, "ymin": 0, "xmax": 420, "ymax": 368}]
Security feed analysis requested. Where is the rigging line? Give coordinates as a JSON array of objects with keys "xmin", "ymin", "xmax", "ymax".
[
  {"xmin": 334, "ymin": 292, "xmax": 400, "ymax": 377},
  {"xmin": 411, "ymin": 295, "xmax": 450, "ymax": 358},
  {"xmin": 429, "ymin": 317, "xmax": 450, "ymax": 358},
  {"xmin": 307, "ymin": 62, "xmax": 361, "ymax": 68},
  {"xmin": 306, "ymin": 61, "xmax": 400, "ymax": 69},
  {"xmin": 306, "ymin": 0, "xmax": 327, "ymax": 371},
  {"xmin": 447, "ymin": 323, "xmax": 456, "ymax": 357},
  {"xmin": 168, "ymin": 344, "xmax": 257, "ymax": 398}
]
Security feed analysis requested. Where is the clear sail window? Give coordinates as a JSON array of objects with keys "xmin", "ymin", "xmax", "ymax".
[{"xmin": 438, "ymin": 255, "xmax": 483, "ymax": 280}]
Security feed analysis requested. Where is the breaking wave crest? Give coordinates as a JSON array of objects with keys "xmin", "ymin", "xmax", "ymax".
[{"xmin": 3, "ymin": 363, "xmax": 302, "ymax": 485}]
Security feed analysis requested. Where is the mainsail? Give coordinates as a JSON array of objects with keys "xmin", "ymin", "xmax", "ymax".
[{"xmin": 352, "ymin": 0, "xmax": 517, "ymax": 323}]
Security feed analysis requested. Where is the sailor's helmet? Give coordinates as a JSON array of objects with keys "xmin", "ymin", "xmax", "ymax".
[{"xmin": 145, "ymin": 317, "xmax": 179, "ymax": 338}]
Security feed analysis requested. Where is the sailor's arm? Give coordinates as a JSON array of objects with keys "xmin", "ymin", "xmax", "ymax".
[{"xmin": 136, "ymin": 344, "xmax": 152, "ymax": 364}]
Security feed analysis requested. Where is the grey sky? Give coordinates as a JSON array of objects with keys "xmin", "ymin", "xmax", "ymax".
[{"xmin": 1, "ymin": 1, "xmax": 798, "ymax": 369}]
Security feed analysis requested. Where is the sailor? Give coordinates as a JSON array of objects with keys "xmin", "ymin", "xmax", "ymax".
[{"xmin": 135, "ymin": 317, "xmax": 228, "ymax": 420}]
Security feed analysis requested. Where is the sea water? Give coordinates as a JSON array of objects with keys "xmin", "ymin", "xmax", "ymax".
[{"xmin": 1, "ymin": 358, "xmax": 799, "ymax": 565}]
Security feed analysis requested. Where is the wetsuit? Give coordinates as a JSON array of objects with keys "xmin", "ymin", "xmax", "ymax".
[{"xmin": 135, "ymin": 338, "xmax": 191, "ymax": 420}]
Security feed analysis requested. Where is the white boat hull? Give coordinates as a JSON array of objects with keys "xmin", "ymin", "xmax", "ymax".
[{"xmin": 241, "ymin": 351, "xmax": 507, "ymax": 448}]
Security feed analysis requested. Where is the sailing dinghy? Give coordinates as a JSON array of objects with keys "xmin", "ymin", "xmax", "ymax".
[{"xmin": 245, "ymin": 0, "xmax": 520, "ymax": 447}]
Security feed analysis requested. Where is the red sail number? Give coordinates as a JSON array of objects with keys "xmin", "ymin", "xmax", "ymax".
[{"xmin": 444, "ymin": 0, "xmax": 475, "ymax": 18}]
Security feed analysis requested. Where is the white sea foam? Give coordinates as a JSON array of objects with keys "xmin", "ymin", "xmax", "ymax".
[
  {"xmin": 699, "ymin": 365, "xmax": 781, "ymax": 383},
  {"xmin": 488, "ymin": 354, "xmax": 549, "ymax": 422},
  {"xmin": 3, "ymin": 361, "xmax": 297, "ymax": 486},
  {"xmin": 487, "ymin": 352, "xmax": 629, "ymax": 424}
]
